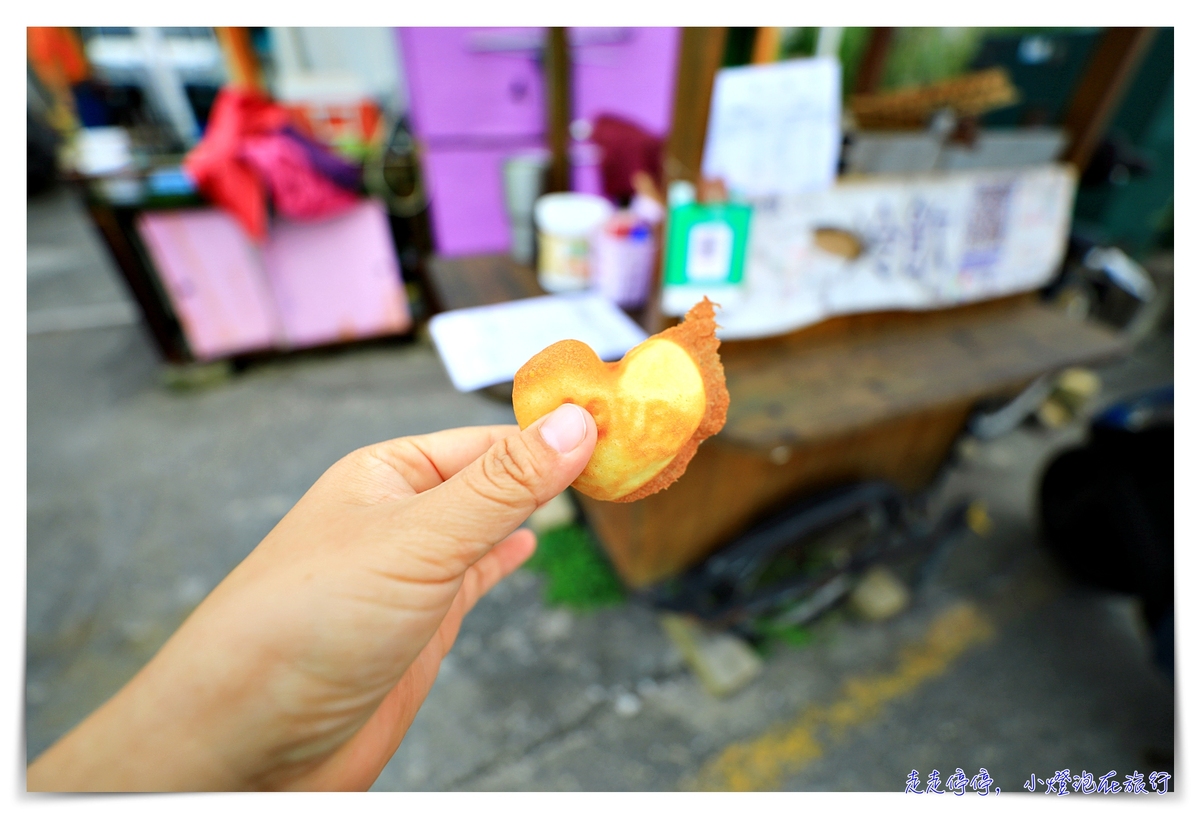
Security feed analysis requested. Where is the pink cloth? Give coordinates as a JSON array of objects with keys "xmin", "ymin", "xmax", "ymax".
[
  {"xmin": 184, "ymin": 87, "xmax": 362, "ymax": 240},
  {"xmin": 240, "ymin": 133, "xmax": 358, "ymax": 223},
  {"xmin": 182, "ymin": 89, "xmax": 289, "ymax": 240}
]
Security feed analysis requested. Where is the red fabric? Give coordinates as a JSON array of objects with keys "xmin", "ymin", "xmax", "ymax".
[
  {"xmin": 28, "ymin": 27, "xmax": 90, "ymax": 87},
  {"xmin": 590, "ymin": 114, "xmax": 664, "ymax": 204},
  {"xmin": 183, "ymin": 89, "xmax": 284, "ymax": 239},
  {"xmin": 184, "ymin": 88, "xmax": 354, "ymax": 240},
  {"xmin": 240, "ymin": 134, "xmax": 357, "ymax": 222}
]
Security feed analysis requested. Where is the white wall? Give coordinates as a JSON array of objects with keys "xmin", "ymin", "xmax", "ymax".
[{"xmin": 268, "ymin": 27, "xmax": 407, "ymax": 117}]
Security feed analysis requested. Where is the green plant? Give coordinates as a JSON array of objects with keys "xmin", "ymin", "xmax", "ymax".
[
  {"xmin": 524, "ymin": 523, "xmax": 626, "ymax": 609},
  {"xmin": 880, "ymin": 28, "xmax": 988, "ymax": 91},
  {"xmin": 779, "ymin": 27, "xmax": 872, "ymax": 99},
  {"xmin": 750, "ymin": 618, "xmax": 815, "ymax": 658}
]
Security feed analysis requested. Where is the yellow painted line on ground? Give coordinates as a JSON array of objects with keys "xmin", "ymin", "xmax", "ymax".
[{"xmin": 690, "ymin": 601, "xmax": 996, "ymax": 791}]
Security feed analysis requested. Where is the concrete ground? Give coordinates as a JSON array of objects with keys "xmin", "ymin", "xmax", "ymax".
[{"xmin": 26, "ymin": 186, "xmax": 1175, "ymax": 792}]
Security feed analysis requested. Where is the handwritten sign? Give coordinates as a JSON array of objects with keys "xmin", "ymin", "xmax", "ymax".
[{"xmin": 708, "ymin": 164, "xmax": 1077, "ymax": 340}]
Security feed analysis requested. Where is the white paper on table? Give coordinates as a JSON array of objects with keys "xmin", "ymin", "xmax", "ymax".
[
  {"xmin": 428, "ymin": 293, "xmax": 649, "ymax": 392},
  {"xmin": 701, "ymin": 57, "xmax": 842, "ymax": 199}
]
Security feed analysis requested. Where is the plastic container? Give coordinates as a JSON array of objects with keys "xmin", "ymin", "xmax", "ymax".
[
  {"xmin": 534, "ymin": 193, "xmax": 614, "ymax": 292},
  {"xmin": 502, "ymin": 150, "xmax": 549, "ymax": 265},
  {"xmin": 592, "ymin": 213, "xmax": 657, "ymax": 309}
]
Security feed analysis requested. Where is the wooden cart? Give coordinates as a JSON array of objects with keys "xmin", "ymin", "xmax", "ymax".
[{"xmin": 425, "ymin": 254, "xmax": 1126, "ymax": 586}]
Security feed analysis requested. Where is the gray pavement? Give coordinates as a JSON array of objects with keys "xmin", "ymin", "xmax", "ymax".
[{"xmin": 26, "ymin": 186, "xmax": 1174, "ymax": 792}]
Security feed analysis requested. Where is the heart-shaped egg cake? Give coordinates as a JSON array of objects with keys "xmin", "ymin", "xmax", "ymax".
[{"xmin": 513, "ymin": 298, "xmax": 729, "ymax": 502}]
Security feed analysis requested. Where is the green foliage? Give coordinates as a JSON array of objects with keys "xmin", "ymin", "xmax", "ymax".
[
  {"xmin": 779, "ymin": 27, "xmax": 819, "ymax": 60},
  {"xmin": 750, "ymin": 618, "xmax": 815, "ymax": 658},
  {"xmin": 838, "ymin": 28, "xmax": 873, "ymax": 96},
  {"xmin": 763, "ymin": 620, "xmax": 815, "ymax": 648},
  {"xmin": 722, "ymin": 27, "xmax": 758, "ymax": 68},
  {"xmin": 779, "ymin": 27, "xmax": 872, "ymax": 99},
  {"xmin": 524, "ymin": 523, "xmax": 626, "ymax": 610},
  {"xmin": 1155, "ymin": 200, "xmax": 1173, "ymax": 250},
  {"xmin": 880, "ymin": 28, "xmax": 988, "ymax": 91},
  {"xmin": 781, "ymin": 27, "xmax": 1109, "ymax": 101}
]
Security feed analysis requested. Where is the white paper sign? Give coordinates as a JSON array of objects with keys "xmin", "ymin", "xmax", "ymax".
[
  {"xmin": 701, "ymin": 57, "xmax": 842, "ymax": 198},
  {"xmin": 686, "ymin": 221, "xmax": 735, "ymax": 282},
  {"xmin": 428, "ymin": 293, "xmax": 649, "ymax": 392},
  {"xmin": 713, "ymin": 164, "xmax": 1078, "ymax": 340}
]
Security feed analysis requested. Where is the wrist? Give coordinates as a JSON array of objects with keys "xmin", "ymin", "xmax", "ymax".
[{"xmin": 27, "ymin": 627, "xmax": 246, "ymax": 791}]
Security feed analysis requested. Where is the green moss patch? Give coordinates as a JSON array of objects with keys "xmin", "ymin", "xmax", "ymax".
[{"xmin": 524, "ymin": 523, "xmax": 626, "ymax": 610}]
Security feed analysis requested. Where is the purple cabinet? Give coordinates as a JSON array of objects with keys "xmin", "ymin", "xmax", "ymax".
[{"xmin": 398, "ymin": 27, "xmax": 680, "ymax": 257}]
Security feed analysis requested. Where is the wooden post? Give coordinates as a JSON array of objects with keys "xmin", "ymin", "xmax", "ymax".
[
  {"xmin": 214, "ymin": 27, "xmax": 264, "ymax": 92},
  {"xmin": 1060, "ymin": 27, "xmax": 1157, "ymax": 172},
  {"xmin": 663, "ymin": 28, "xmax": 728, "ymax": 188},
  {"xmin": 854, "ymin": 27, "xmax": 894, "ymax": 95},
  {"xmin": 642, "ymin": 27, "xmax": 728, "ymax": 334},
  {"xmin": 751, "ymin": 27, "xmax": 781, "ymax": 64},
  {"xmin": 544, "ymin": 27, "xmax": 573, "ymax": 194}
]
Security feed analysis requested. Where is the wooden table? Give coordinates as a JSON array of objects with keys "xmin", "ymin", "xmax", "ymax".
[
  {"xmin": 425, "ymin": 254, "xmax": 1128, "ymax": 587},
  {"xmin": 425, "ymin": 253, "xmax": 544, "ymax": 312}
]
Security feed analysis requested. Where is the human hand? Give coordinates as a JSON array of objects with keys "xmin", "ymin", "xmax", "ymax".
[{"xmin": 27, "ymin": 404, "xmax": 598, "ymax": 791}]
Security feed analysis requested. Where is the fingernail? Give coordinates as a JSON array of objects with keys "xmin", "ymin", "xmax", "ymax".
[{"xmin": 539, "ymin": 404, "xmax": 588, "ymax": 454}]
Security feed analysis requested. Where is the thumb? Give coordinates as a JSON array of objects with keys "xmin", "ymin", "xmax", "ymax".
[{"xmin": 405, "ymin": 403, "xmax": 597, "ymax": 572}]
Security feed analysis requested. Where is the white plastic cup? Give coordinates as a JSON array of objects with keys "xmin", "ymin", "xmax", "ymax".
[
  {"xmin": 534, "ymin": 193, "xmax": 614, "ymax": 292},
  {"xmin": 503, "ymin": 151, "xmax": 550, "ymax": 265},
  {"xmin": 592, "ymin": 219, "xmax": 656, "ymax": 309}
]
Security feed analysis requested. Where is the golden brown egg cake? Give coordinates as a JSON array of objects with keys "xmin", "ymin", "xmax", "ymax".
[{"xmin": 513, "ymin": 298, "xmax": 729, "ymax": 502}]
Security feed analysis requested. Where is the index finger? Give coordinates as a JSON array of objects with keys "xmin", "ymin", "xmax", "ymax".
[{"xmin": 361, "ymin": 424, "xmax": 521, "ymax": 496}]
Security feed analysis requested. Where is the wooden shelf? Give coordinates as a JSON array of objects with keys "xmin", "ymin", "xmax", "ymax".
[{"xmin": 719, "ymin": 295, "xmax": 1128, "ymax": 450}]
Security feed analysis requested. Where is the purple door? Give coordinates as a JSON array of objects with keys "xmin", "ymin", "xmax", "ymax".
[
  {"xmin": 398, "ymin": 27, "xmax": 680, "ymax": 257},
  {"xmin": 573, "ymin": 27, "xmax": 679, "ymax": 136},
  {"xmin": 421, "ymin": 139, "xmax": 545, "ymax": 256},
  {"xmin": 398, "ymin": 27, "xmax": 546, "ymax": 142}
]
